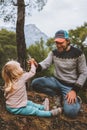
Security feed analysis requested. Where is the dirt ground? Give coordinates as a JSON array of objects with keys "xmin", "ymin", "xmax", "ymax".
[{"xmin": 0, "ymin": 89, "xmax": 87, "ymax": 130}]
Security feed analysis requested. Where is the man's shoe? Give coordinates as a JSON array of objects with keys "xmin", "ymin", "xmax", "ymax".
[{"xmin": 77, "ymin": 96, "xmax": 82, "ymax": 104}]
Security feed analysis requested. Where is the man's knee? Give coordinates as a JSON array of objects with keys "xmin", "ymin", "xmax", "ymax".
[
  {"xmin": 31, "ymin": 78, "xmax": 44, "ymax": 87},
  {"xmin": 31, "ymin": 78, "xmax": 38, "ymax": 87},
  {"xmin": 63, "ymin": 101, "xmax": 81, "ymax": 118},
  {"xmin": 31, "ymin": 78, "xmax": 57, "ymax": 96},
  {"xmin": 64, "ymin": 107, "xmax": 78, "ymax": 118}
]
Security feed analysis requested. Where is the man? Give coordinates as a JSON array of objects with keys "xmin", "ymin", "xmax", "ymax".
[{"xmin": 31, "ymin": 30, "xmax": 87, "ymax": 118}]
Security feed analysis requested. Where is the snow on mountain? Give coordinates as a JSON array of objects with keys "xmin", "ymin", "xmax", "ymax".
[
  {"xmin": 0, "ymin": 24, "xmax": 49, "ymax": 47},
  {"xmin": 25, "ymin": 24, "xmax": 49, "ymax": 47}
]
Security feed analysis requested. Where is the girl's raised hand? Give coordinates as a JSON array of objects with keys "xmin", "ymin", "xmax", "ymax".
[{"xmin": 27, "ymin": 58, "xmax": 38, "ymax": 67}]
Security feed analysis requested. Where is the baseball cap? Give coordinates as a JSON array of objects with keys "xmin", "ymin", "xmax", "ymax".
[{"xmin": 54, "ymin": 30, "xmax": 69, "ymax": 43}]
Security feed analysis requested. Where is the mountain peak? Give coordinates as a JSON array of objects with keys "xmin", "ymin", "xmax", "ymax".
[
  {"xmin": 0, "ymin": 24, "xmax": 49, "ymax": 47},
  {"xmin": 25, "ymin": 24, "xmax": 49, "ymax": 47}
]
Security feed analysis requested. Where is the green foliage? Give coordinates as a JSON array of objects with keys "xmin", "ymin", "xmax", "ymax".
[
  {"xmin": 0, "ymin": 29, "xmax": 17, "ymax": 85},
  {"xmin": 46, "ymin": 37, "xmax": 56, "ymax": 51},
  {"xmin": 0, "ymin": 29, "xmax": 16, "ymax": 46},
  {"xmin": 0, "ymin": 29, "xmax": 17, "ymax": 62},
  {"xmin": 27, "ymin": 38, "xmax": 54, "ymax": 78},
  {"xmin": 27, "ymin": 38, "xmax": 48, "ymax": 62},
  {"xmin": 66, "ymin": 22, "xmax": 87, "ymax": 61},
  {"xmin": 69, "ymin": 22, "xmax": 87, "ymax": 48},
  {"xmin": 3, "ymin": 45, "xmax": 17, "ymax": 59}
]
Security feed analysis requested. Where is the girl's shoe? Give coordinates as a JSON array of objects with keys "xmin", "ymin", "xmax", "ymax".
[
  {"xmin": 43, "ymin": 98, "xmax": 49, "ymax": 111},
  {"xmin": 51, "ymin": 107, "xmax": 62, "ymax": 116}
]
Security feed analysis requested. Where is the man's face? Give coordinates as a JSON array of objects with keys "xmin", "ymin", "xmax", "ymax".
[{"xmin": 55, "ymin": 40, "xmax": 69, "ymax": 52}]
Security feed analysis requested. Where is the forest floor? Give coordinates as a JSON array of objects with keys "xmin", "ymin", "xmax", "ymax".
[{"xmin": 0, "ymin": 89, "xmax": 87, "ymax": 130}]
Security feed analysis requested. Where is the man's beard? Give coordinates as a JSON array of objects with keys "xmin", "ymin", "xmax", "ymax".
[{"xmin": 58, "ymin": 44, "xmax": 70, "ymax": 53}]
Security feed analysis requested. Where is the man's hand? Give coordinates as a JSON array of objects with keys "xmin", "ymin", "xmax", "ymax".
[
  {"xmin": 27, "ymin": 58, "xmax": 38, "ymax": 67},
  {"xmin": 65, "ymin": 90, "xmax": 77, "ymax": 104}
]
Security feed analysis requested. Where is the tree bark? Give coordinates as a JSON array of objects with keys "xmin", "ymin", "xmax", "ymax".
[{"xmin": 16, "ymin": 0, "xmax": 27, "ymax": 69}]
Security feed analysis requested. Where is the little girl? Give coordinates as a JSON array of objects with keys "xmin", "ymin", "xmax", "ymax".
[{"xmin": 2, "ymin": 60, "xmax": 62, "ymax": 117}]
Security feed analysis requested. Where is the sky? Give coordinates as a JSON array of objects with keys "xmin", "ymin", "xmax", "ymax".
[
  {"xmin": 25, "ymin": 0, "xmax": 87, "ymax": 37},
  {"xmin": 0, "ymin": 0, "xmax": 87, "ymax": 37}
]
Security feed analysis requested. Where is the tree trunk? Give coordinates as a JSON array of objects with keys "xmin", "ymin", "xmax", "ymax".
[{"xmin": 16, "ymin": 0, "xmax": 27, "ymax": 69}]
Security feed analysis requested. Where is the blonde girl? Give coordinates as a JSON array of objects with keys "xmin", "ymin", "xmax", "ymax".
[{"xmin": 2, "ymin": 60, "xmax": 62, "ymax": 117}]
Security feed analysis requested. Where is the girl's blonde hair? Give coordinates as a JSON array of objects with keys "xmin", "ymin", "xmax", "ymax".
[{"xmin": 2, "ymin": 60, "xmax": 24, "ymax": 93}]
